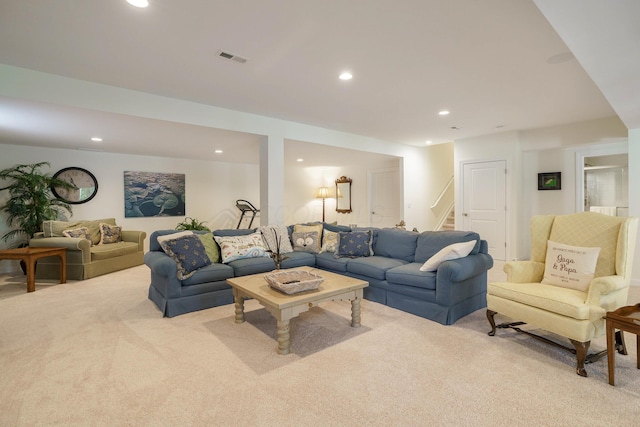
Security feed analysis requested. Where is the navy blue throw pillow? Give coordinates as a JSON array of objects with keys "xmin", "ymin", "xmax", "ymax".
[
  {"xmin": 160, "ymin": 234, "xmax": 211, "ymax": 279},
  {"xmin": 335, "ymin": 230, "xmax": 373, "ymax": 258}
]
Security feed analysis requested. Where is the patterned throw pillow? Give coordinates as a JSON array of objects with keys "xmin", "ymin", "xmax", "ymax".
[
  {"xmin": 99, "ymin": 222, "xmax": 122, "ymax": 244},
  {"xmin": 320, "ymin": 229, "xmax": 338, "ymax": 253},
  {"xmin": 159, "ymin": 234, "xmax": 212, "ymax": 280},
  {"xmin": 293, "ymin": 224, "xmax": 323, "ymax": 252},
  {"xmin": 292, "ymin": 231, "xmax": 320, "ymax": 253},
  {"xmin": 62, "ymin": 227, "xmax": 92, "ymax": 246},
  {"xmin": 213, "ymin": 232, "xmax": 269, "ymax": 263},
  {"xmin": 335, "ymin": 230, "xmax": 373, "ymax": 258}
]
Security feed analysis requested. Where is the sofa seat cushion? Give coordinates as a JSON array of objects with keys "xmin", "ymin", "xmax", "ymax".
[
  {"xmin": 386, "ymin": 263, "xmax": 437, "ymax": 290},
  {"xmin": 228, "ymin": 256, "xmax": 276, "ymax": 277},
  {"xmin": 182, "ymin": 263, "xmax": 235, "ymax": 286},
  {"xmin": 90, "ymin": 241, "xmax": 140, "ymax": 261},
  {"xmin": 488, "ymin": 281, "xmax": 590, "ymax": 320},
  {"xmin": 373, "ymin": 228, "xmax": 418, "ymax": 262},
  {"xmin": 315, "ymin": 251, "xmax": 349, "ymax": 272},
  {"xmin": 347, "ymin": 256, "xmax": 407, "ymax": 281}
]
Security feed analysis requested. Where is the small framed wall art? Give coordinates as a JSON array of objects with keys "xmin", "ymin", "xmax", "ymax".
[{"xmin": 538, "ymin": 172, "xmax": 561, "ymax": 190}]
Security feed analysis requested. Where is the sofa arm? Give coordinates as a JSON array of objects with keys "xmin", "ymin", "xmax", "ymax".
[
  {"xmin": 436, "ymin": 253, "xmax": 494, "ymax": 283},
  {"xmin": 29, "ymin": 237, "xmax": 92, "ymax": 263},
  {"xmin": 435, "ymin": 253, "xmax": 493, "ymax": 307},
  {"xmin": 503, "ymin": 261, "xmax": 545, "ymax": 283},
  {"xmin": 144, "ymin": 251, "xmax": 182, "ymax": 298},
  {"xmin": 122, "ymin": 230, "xmax": 146, "ymax": 251}
]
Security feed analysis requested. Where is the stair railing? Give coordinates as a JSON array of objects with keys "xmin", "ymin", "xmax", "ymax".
[
  {"xmin": 431, "ymin": 176, "xmax": 455, "ymax": 231},
  {"xmin": 434, "ymin": 202, "xmax": 455, "ymax": 231},
  {"xmin": 431, "ymin": 176, "xmax": 454, "ymax": 209}
]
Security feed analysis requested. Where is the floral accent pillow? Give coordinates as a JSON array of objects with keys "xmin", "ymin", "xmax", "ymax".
[
  {"xmin": 62, "ymin": 227, "xmax": 92, "ymax": 246},
  {"xmin": 213, "ymin": 232, "xmax": 269, "ymax": 263},
  {"xmin": 292, "ymin": 231, "xmax": 319, "ymax": 253},
  {"xmin": 320, "ymin": 229, "xmax": 338, "ymax": 253},
  {"xmin": 99, "ymin": 222, "xmax": 122, "ymax": 244},
  {"xmin": 335, "ymin": 230, "xmax": 373, "ymax": 258},
  {"xmin": 159, "ymin": 234, "xmax": 212, "ymax": 279}
]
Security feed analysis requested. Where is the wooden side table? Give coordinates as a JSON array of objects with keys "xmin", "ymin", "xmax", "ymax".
[
  {"xmin": 606, "ymin": 303, "xmax": 640, "ymax": 386},
  {"xmin": 0, "ymin": 247, "xmax": 67, "ymax": 292}
]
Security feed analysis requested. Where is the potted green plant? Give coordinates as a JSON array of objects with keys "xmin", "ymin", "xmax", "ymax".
[
  {"xmin": 0, "ymin": 162, "xmax": 74, "ymax": 247},
  {"xmin": 175, "ymin": 217, "xmax": 211, "ymax": 231}
]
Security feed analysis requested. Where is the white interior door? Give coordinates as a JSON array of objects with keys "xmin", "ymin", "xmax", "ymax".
[
  {"xmin": 462, "ymin": 161, "xmax": 507, "ymax": 260},
  {"xmin": 369, "ymin": 169, "xmax": 400, "ymax": 228}
]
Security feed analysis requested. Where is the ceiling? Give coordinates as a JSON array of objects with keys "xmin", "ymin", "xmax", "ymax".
[{"xmin": 0, "ymin": 0, "xmax": 636, "ymax": 164}]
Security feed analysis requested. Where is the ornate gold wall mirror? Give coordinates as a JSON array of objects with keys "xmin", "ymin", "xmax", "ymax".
[{"xmin": 335, "ymin": 176, "xmax": 352, "ymax": 213}]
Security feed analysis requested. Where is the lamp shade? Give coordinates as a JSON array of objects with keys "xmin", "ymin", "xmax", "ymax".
[{"xmin": 316, "ymin": 187, "xmax": 330, "ymax": 199}]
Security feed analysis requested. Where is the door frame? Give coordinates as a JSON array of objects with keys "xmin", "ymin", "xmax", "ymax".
[
  {"xmin": 368, "ymin": 168, "xmax": 402, "ymax": 227},
  {"xmin": 459, "ymin": 158, "xmax": 510, "ymax": 261},
  {"xmin": 573, "ymin": 141, "xmax": 628, "ymax": 213}
]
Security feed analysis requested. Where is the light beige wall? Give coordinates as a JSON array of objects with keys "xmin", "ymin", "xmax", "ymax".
[
  {"xmin": 420, "ymin": 142, "xmax": 454, "ymax": 231},
  {"xmin": 283, "ymin": 149, "xmax": 400, "ymax": 227}
]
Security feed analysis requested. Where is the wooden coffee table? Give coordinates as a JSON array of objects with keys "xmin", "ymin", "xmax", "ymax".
[
  {"xmin": 227, "ymin": 266, "xmax": 368, "ymax": 355},
  {"xmin": 0, "ymin": 246, "xmax": 67, "ymax": 292}
]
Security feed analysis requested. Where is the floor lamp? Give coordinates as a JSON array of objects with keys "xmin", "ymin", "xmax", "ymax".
[{"xmin": 316, "ymin": 187, "xmax": 330, "ymax": 222}]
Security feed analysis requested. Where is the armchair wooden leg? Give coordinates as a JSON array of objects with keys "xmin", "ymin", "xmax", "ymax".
[
  {"xmin": 486, "ymin": 310, "xmax": 497, "ymax": 336},
  {"xmin": 570, "ymin": 340, "xmax": 590, "ymax": 377},
  {"xmin": 616, "ymin": 330, "xmax": 627, "ymax": 355}
]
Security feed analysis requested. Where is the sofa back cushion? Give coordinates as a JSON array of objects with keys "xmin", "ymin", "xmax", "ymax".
[
  {"xmin": 373, "ymin": 228, "xmax": 418, "ymax": 262},
  {"xmin": 414, "ymin": 231, "xmax": 481, "ymax": 263},
  {"xmin": 43, "ymin": 218, "xmax": 117, "ymax": 245}
]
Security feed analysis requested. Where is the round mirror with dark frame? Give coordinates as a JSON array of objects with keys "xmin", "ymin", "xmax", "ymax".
[{"xmin": 335, "ymin": 176, "xmax": 352, "ymax": 214}]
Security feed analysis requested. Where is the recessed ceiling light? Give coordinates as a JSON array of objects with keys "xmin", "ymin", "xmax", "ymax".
[
  {"xmin": 296, "ymin": 158, "xmax": 304, "ymax": 162},
  {"xmin": 425, "ymin": 140, "xmax": 432, "ymax": 145},
  {"xmin": 91, "ymin": 137, "xmax": 102, "ymax": 142},
  {"xmin": 127, "ymin": 0, "xmax": 149, "ymax": 8},
  {"xmin": 215, "ymin": 150, "xmax": 223, "ymax": 154},
  {"xmin": 438, "ymin": 110, "xmax": 450, "ymax": 116},
  {"xmin": 339, "ymin": 72, "xmax": 353, "ymax": 80}
]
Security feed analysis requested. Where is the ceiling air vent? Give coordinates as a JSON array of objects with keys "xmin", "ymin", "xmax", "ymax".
[{"xmin": 216, "ymin": 49, "xmax": 248, "ymax": 64}]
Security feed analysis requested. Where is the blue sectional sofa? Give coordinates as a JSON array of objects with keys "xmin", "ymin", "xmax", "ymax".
[{"xmin": 144, "ymin": 224, "xmax": 493, "ymax": 325}]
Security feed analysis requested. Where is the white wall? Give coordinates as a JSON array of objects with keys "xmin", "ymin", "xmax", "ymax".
[
  {"xmin": 454, "ymin": 116, "xmax": 640, "ymax": 284},
  {"xmin": 0, "ymin": 143, "xmax": 259, "ymax": 254}
]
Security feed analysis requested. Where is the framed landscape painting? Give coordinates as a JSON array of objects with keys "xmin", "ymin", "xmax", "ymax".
[{"xmin": 124, "ymin": 171, "xmax": 185, "ymax": 217}]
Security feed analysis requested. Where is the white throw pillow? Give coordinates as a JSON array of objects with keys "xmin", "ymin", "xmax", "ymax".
[
  {"xmin": 419, "ymin": 240, "xmax": 477, "ymax": 272},
  {"xmin": 541, "ymin": 240, "xmax": 600, "ymax": 292}
]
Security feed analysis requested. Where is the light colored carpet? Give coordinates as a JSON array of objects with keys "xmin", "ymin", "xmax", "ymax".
[{"xmin": 1, "ymin": 264, "xmax": 639, "ymax": 426}]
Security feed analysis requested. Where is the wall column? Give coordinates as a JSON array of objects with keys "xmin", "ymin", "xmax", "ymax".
[
  {"xmin": 259, "ymin": 134, "xmax": 285, "ymax": 225},
  {"xmin": 629, "ymin": 128, "xmax": 640, "ymax": 285}
]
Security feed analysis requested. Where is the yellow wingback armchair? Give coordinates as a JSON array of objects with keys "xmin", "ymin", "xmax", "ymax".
[{"xmin": 487, "ymin": 212, "xmax": 638, "ymax": 376}]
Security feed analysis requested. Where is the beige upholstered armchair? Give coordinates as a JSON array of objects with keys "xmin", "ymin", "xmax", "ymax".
[{"xmin": 487, "ymin": 212, "xmax": 638, "ymax": 376}]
